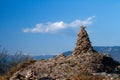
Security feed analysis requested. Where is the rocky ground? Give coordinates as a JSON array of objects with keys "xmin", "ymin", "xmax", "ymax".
[
  {"xmin": 10, "ymin": 26, "xmax": 120, "ymax": 80},
  {"xmin": 10, "ymin": 53, "xmax": 120, "ymax": 80}
]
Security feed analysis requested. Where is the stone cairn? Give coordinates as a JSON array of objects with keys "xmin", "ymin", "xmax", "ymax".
[
  {"xmin": 9, "ymin": 25, "xmax": 120, "ymax": 80},
  {"xmin": 73, "ymin": 26, "xmax": 94, "ymax": 55}
]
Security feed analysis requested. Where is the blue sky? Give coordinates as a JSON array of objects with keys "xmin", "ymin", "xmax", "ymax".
[{"xmin": 0, "ymin": 0, "xmax": 120, "ymax": 55}]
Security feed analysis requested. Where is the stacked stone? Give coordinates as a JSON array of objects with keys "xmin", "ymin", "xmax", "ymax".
[
  {"xmin": 73, "ymin": 26, "xmax": 94, "ymax": 55},
  {"xmin": 10, "ymin": 25, "xmax": 120, "ymax": 80}
]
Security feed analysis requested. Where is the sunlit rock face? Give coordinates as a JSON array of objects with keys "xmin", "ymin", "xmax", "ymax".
[{"xmin": 73, "ymin": 26, "xmax": 95, "ymax": 55}]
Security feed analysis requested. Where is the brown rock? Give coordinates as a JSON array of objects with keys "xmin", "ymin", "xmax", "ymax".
[{"xmin": 73, "ymin": 26, "xmax": 95, "ymax": 55}]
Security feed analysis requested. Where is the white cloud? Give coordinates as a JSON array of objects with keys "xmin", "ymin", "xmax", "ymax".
[
  {"xmin": 22, "ymin": 16, "xmax": 95, "ymax": 33},
  {"xmin": 45, "ymin": 21, "xmax": 66, "ymax": 32}
]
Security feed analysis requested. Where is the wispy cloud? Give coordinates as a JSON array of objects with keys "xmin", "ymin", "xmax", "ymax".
[{"xmin": 22, "ymin": 16, "xmax": 95, "ymax": 33}]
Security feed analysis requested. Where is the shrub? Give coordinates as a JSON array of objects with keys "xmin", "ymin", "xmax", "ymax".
[{"xmin": 0, "ymin": 46, "xmax": 36, "ymax": 80}]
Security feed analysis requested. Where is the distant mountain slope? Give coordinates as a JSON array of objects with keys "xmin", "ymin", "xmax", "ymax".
[
  {"xmin": 32, "ymin": 55, "xmax": 56, "ymax": 60},
  {"xmin": 62, "ymin": 46, "xmax": 120, "ymax": 62},
  {"xmin": 94, "ymin": 46, "xmax": 120, "ymax": 62},
  {"xmin": 32, "ymin": 46, "xmax": 120, "ymax": 62}
]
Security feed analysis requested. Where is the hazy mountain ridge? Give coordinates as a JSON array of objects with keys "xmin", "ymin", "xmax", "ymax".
[
  {"xmin": 32, "ymin": 55, "xmax": 55, "ymax": 60},
  {"xmin": 62, "ymin": 46, "xmax": 120, "ymax": 62},
  {"xmin": 94, "ymin": 46, "xmax": 120, "ymax": 61},
  {"xmin": 33, "ymin": 46, "xmax": 120, "ymax": 62}
]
